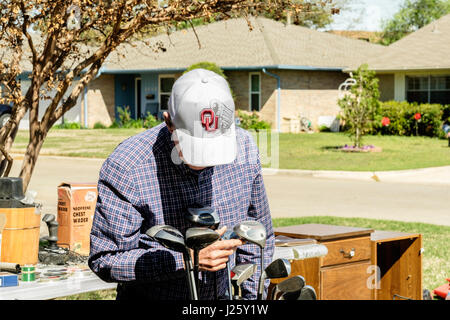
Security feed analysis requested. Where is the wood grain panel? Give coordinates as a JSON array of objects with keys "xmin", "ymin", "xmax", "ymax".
[
  {"xmin": 374, "ymin": 236, "xmax": 422, "ymax": 300},
  {"xmin": 0, "ymin": 207, "xmax": 41, "ymax": 265},
  {"xmin": 321, "ymin": 261, "xmax": 373, "ymax": 300},
  {"xmin": 274, "ymin": 224, "xmax": 373, "ymax": 241}
]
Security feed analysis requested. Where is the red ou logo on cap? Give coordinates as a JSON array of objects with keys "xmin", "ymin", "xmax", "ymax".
[{"xmin": 201, "ymin": 109, "xmax": 219, "ymax": 132}]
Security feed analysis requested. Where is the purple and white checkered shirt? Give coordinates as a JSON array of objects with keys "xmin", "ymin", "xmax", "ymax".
[{"xmin": 88, "ymin": 123, "xmax": 274, "ymax": 300}]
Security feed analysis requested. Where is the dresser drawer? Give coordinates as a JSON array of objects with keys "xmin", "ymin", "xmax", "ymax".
[
  {"xmin": 322, "ymin": 237, "xmax": 371, "ymax": 267},
  {"xmin": 321, "ymin": 261, "xmax": 373, "ymax": 300}
]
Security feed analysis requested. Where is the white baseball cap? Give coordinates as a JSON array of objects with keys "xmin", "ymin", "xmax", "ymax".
[{"xmin": 168, "ymin": 68, "xmax": 237, "ymax": 167}]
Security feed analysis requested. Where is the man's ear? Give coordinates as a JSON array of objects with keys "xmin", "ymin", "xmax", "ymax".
[{"xmin": 163, "ymin": 111, "xmax": 175, "ymax": 133}]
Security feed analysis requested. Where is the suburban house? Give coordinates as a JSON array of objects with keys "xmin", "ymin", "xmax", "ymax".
[
  {"xmin": 82, "ymin": 17, "xmax": 386, "ymax": 132},
  {"xmin": 7, "ymin": 15, "xmax": 450, "ymax": 131},
  {"xmin": 356, "ymin": 14, "xmax": 450, "ymax": 106}
]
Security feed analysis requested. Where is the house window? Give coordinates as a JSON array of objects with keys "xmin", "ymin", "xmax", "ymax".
[
  {"xmin": 406, "ymin": 75, "xmax": 450, "ymax": 105},
  {"xmin": 249, "ymin": 73, "xmax": 261, "ymax": 111},
  {"xmin": 159, "ymin": 75, "xmax": 175, "ymax": 111}
]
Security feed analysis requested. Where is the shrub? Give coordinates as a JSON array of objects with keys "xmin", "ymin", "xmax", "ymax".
[
  {"xmin": 117, "ymin": 106, "xmax": 132, "ymax": 126},
  {"xmin": 109, "ymin": 120, "xmax": 120, "ymax": 129},
  {"xmin": 370, "ymin": 101, "xmax": 446, "ymax": 137},
  {"xmin": 53, "ymin": 122, "xmax": 82, "ymax": 129},
  {"xmin": 143, "ymin": 112, "xmax": 162, "ymax": 129},
  {"xmin": 237, "ymin": 110, "xmax": 271, "ymax": 131},
  {"xmin": 184, "ymin": 61, "xmax": 227, "ymax": 79},
  {"xmin": 93, "ymin": 122, "xmax": 107, "ymax": 129}
]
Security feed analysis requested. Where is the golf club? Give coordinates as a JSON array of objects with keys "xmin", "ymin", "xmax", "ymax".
[
  {"xmin": 233, "ymin": 221, "xmax": 267, "ymax": 300},
  {"xmin": 298, "ymin": 285, "xmax": 317, "ymax": 300},
  {"xmin": 185, "ymin": 206, "xmax": 220, "ymax": 230},
  {"xmin": 185, "ymin": 206, "xmax": 220, "ymax": 299},
  {"xmin": 230, "ymin": 263, "xmax": 257, "ymax": 300},
  {"xmin": 146, "ymin": 225, "xmax": 198, "ymax": 300},
  {"xmin": 259, "ymin": 258, "xmax": 291, "ymax": 300},
  {"xmin": 280, "ymin": 284, "xmax": 317, "ymax": 300},
  {"xmin": 185, "ymin": 227, "xmax": 220, "ymax": 298},
  {"xmin": 270, "ymin": 275, "xmax": 305, "ymax": 300}
]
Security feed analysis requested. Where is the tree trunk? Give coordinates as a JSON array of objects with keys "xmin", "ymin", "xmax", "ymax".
[
  {"xmin": 18, "ymin": 127, "xmax": 45, "ymax": 192},
  {"xmin": 0, "ymin": 101, "xmax": 29, "ymax": 176}
]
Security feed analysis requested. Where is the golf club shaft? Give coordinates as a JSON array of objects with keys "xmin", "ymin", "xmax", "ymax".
[
  {"xmin": 257, "ymin": 248, "xmax": 265, "ymax": 300},
  {"xmin": 226, "ymin": 262, "xmax": 233, "ymax": 300},
  {"xmin": 183, "ymin": 252, "xmax": 198, "ymax": 300},
  {"xmin": 193, "ymin": 249, "xmax": 200, "ymax": 297}
]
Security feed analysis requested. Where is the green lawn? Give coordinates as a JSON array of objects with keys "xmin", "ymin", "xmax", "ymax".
[
  {"xmin": 11, "ymin": 129, "xmax": 450, "ymax": 171},
  {"xmin": 58, "ymin": 216, "xmax": 449, "ymax": 300},
  {"xmin": 274, "ymin": 132, "xmax": 450, "ymax": 171}
]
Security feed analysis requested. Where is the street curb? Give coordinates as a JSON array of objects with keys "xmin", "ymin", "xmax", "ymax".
[{"xmin": 262, "ymin": 165, "xmax": 450, "ymax": 184}]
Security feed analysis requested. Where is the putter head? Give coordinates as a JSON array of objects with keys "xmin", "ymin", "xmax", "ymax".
[
  {"xmin": 263, "ymin": 258, "xmax": 291, "ymax": 279},
  {"xmin": 146, "ymin": 225, "xmax": 186, "ymax": 253},
  {"xmin": 186, "ymin": 206, "xmax": 220, "ymax": 230},
  {"xmin": 233, "ymin": 221, "xmax": 267, "ymax": 248},
  {"xmin": 185, "ymin": 227, "xmax": 220, "ymax": 250},
  {"xmin": 231, "ymin": 264, "xmax": 257, "ymax": 287}
]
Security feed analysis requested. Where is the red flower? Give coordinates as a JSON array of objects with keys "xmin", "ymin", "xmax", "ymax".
[
  {"xmin": 381, "ymin": 117, "xmax": 390, "ymax": 127},
  {"xmin": 414, "ymin": 113, "xmax": 421, "ymax": 121}
]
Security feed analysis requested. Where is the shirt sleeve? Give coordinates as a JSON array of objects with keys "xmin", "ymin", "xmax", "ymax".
[
  {"xmin": 235, "ymin": 158, "xmax": 275, "ymax": 300},
  {"xmin": 88, "ymin": 158, "xmax": 186, "ymax": 283}
]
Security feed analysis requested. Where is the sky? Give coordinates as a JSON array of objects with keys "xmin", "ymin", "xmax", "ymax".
[{"xmin": 327, "ymin": 0, "xmax": 405, "ymax": 31}]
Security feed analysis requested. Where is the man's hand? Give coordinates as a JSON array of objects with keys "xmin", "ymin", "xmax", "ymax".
[{"xmin": 197, "ymin": 226, "xmax": 244, "ymax": 272}]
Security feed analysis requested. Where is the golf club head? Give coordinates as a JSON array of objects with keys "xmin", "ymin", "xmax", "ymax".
[
  {"xmin": 277, "ymin": 275, "xmax": 305, "ymax": 293},
  {"xmin": 272, "ymin": 275, "xmax": 305, "ymax": 300},
  {"xmin": 186, "ymin": 206, "xmax": 220, "ymax": 230},
  {"xmin": 185, "ymin": 227, "xmax": 220, "ymax": 250},
  {"xmin": 297, "ymin": 285, "xmax": 317, "ymax": 300},
  {"xmin": 233, "ymin": 221, "xmax": 267, "ymax": 248},
  {"xmin": 272, "ymin": 275, "xmax": 306, "ymax": 300},
  {"xmin": 146, "ymin": 225, "xmax": 186, "ymax": 253},
  {"xmin": 263, "ymin": 258, "xmax": 291, "ymax": 279},
  {"xmin": 231, "ymin": 264, "xmax": 257, "ymax": 287}
]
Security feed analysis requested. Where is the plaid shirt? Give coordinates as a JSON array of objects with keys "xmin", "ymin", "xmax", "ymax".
[{"xmin": 88, "ymin": 123, "xmax": 274, "ymax": 300}]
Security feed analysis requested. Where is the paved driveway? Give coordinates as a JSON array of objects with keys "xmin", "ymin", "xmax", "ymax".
[{"xmin": 9, "ymin": 156, "xmax": 450, "ymax": 237}]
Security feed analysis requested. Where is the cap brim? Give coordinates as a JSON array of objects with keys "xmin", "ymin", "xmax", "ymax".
[{"xmin": 174, "ymin": 123, "xmax": 237, "ymax": 167}]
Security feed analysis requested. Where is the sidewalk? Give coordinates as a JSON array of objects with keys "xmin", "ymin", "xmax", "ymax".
[{"xmin": 263, "ymin": 165, "xmax": 450, "ymax": 186}]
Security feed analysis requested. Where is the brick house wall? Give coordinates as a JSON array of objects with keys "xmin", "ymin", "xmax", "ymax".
[
  {"xmin": 83, "ymin": 74, "xmax": 115, "ymax": 128},
  {"xmin": 226, "ymin": 69, "xmax": 348, "ymax": 132}
]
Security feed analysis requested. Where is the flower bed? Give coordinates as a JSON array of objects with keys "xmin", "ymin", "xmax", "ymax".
[{"xmin": 339, "ymin": 144, "xmax": 382, "ymax": 153}]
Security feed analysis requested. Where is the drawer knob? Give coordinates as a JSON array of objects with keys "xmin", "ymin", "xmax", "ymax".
[{"xmin": 340, "ymin": 248, "xmax": 355, "ymax": 258}]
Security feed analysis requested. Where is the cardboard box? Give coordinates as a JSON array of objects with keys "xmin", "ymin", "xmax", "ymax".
[
  {"xmin": 57, "ymin": 182, "xmax": 98, "ymax": 256},
  {"xmin": 0, "ymin": 272, "xmax": 18, "ymax": 287},
  {"xmin": 0, "ymin": 214, "xmax": 5, "ymax": 260}
]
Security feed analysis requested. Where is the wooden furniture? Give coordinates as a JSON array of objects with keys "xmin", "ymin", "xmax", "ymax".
[
  {"xmin": 274, "ymin": 224, "xmax": 374, "ymax": 300},
  {"xmin": 371, "ymin": 231, "xmax": 422, "ymax": 300},
  {"xmin": 271, "ymin": 224, "xmax": 423, "ymax": 300}
]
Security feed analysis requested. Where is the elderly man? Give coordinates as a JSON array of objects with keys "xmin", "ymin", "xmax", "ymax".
[{"xmin": 88, "ymin": 68, "xmax": 274, "ymax": 300}]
